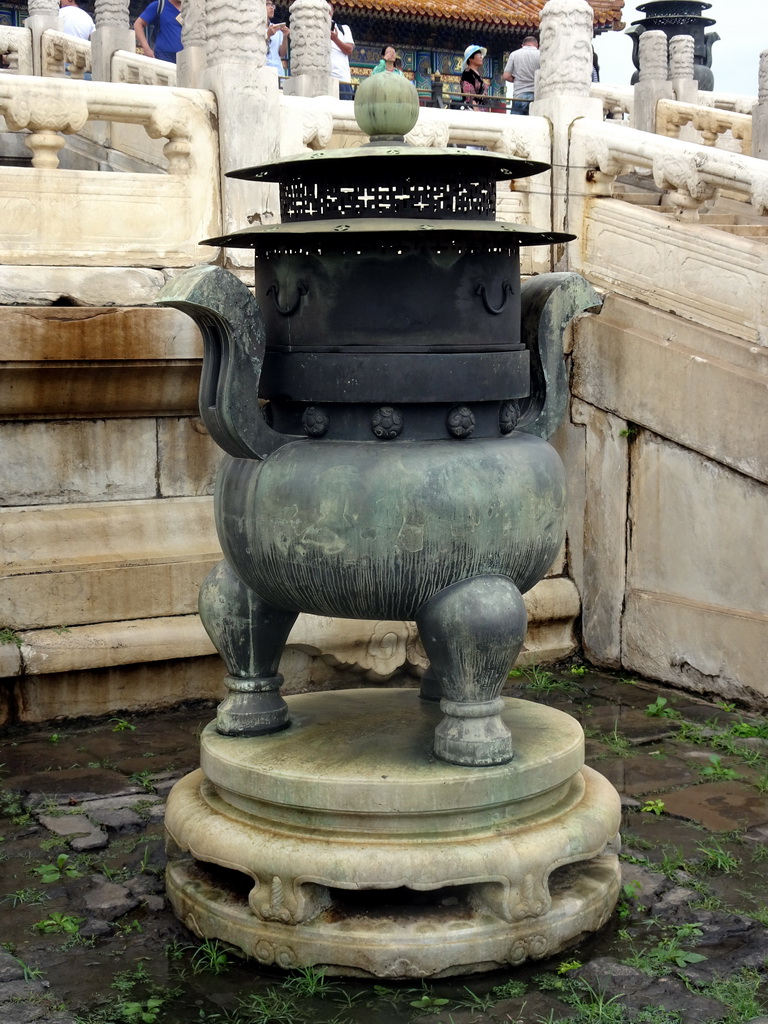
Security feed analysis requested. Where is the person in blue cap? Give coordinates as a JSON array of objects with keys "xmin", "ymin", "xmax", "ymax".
[{"xmin": 460, "ymin": 45, "xmax": 487, "ymax": 110}]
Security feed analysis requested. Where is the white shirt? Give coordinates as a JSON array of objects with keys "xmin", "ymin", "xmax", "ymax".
[
  {"xmin": 504, "ymin": 45, "xmax": 539, "ymax": 94},
  {"xmin": 266, "ymin": 27, "xmax": 285, "ymax": 76},
  {"xmin": 59, "ymin": 5, "xmax": 95, "ymax": 39},
  {"xmin": 330, "ymin": 23, "xmax": 353, "ymax": 82}
]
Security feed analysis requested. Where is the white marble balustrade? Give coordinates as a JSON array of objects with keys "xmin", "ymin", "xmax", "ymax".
[
  {"xmin": 657, "ymin": 97, "xmax": 752, "ymax": 155},
  {"xmin": 578, "ymin": 115, "xmax": 768, "ymax": 215},
  {"xmin": 113, "ymin": 48, "xmax": 177, "ymax": 86},
  {"xmin": 706, "ymin": 91, "xmax": 759, "ymax": 115},
  {"xmin": 0, "ymin": 26, "xmax": 33, "ymax": 75},
  {"xmin": 0, "ymin": 74, "xmax": 220, "ymax": 265},
  {"xmin": 590, "ymin": 83, "xmax": 634, "ymax": 121}
]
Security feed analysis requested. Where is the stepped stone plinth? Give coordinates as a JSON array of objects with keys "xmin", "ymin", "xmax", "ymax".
[{"xmin": 165, "ymin": 689, "xmax": 621, "ymax": 976}]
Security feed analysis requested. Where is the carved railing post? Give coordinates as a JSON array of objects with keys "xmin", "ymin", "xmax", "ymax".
[
  {"xmin": 282, "ymin": 0, "xmax": 334, "ymax": 98},
  {"xmin": 177, "ymin": 0, "xmax": 207, "ymax": 88},
  {"xmin": 26, "ymin": 0, "xmax": 59, "ymax": 75},
  {"xmin": 754, "ymin": 50, "xmax": 768, "ymax": 160},
  {"xmin": 201, "ymin": 0, "xmax": 280, "ymax": 263},
  {"xmin": 91, "ymin": 0, "xmax": 135, "ymax": 83},
  {"xmin": 531, "ymin": 0, "xmax": 603, "ymax": 268},
  {"xmin": 662, "ymin": 35, "xmax": 698, "ymax": 144},
  {"xmin": 639, "ymin": 29, "xmax": 667, "ymax": 82},
  {"xmin": 535, "ymin": 0, "xmax": 593, "ymax": 102},
  {"xmin": 669, "ymin": 34, "xmax": 697, "ymax": 105},
  {"xmin": 633, "ymin": 30, "xmax": 673, "ymax": 134}
]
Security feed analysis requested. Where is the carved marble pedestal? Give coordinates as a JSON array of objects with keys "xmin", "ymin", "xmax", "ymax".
[{"xmin": 165, "ymin": 688, "xmax": 621, "ymax": 977}]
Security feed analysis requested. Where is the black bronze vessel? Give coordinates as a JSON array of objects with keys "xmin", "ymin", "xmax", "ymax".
[{"xmin": 158, "ymin": 74, "xmax": 601, "ymax": 768}]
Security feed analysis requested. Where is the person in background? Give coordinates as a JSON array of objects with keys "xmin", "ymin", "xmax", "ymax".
[
  {"xmin": 372, "ymin": 45, "xmax": 403, "ymax": 76},
  {"xmin": 59, "ymin": 0, "xmax": 94, "ymax": 40},
  {"xmin": 503, "ymin": 35, "xmax": 539, "ymax": 115},
  {"xmin": 134, "ymin": 0, "xmax": 183, "ymax": 64},
  {"xmin": 328, "ymin": 3, "xmax": 355, "ymax": 100},
  {"xmin": 460, "ymin": 45, "xmax": 487, "ymax": 110},
  {"xmin": 592, "ymin": 48, "xmax": 600, "ymax": 82},
  {"xmin": 266, "ymin": 0, "xmax": 289, "ymax": 77}
]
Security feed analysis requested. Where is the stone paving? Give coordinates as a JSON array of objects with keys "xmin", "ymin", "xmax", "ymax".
[{"xmin": 0, "ymin": 670, "xmax": 767, "ymax": 1023}]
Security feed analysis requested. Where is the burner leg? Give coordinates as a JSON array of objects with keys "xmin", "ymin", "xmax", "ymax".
[
  {"xmin": 199, "ymin": 560, "xmax": 298, "ymax": 736},
  {"xmin": 416, "ymin": 574, "xmax": 526, "ymax": 767}
]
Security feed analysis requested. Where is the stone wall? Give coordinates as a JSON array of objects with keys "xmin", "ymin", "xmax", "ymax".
[
  {"xmin": 558, "ymin": 104, "xmax": 768, "ymax": 709},
  {"xmin": 565, "ymin": 291, "xmax": 768, "ymax": 707}
]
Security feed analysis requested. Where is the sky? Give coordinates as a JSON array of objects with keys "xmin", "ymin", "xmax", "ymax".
[{"xmin": 593, "ymin": 0, "xmax": 766, "ymax": 96}]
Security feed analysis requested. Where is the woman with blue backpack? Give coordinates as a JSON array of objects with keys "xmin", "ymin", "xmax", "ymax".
[{"xmin": 134, "ymin": 0, "xmax": 183, "ymax": 64}]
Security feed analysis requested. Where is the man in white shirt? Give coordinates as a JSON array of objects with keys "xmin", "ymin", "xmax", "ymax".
[
  {"xmin": 59, "ymin": 0, "xmax": 95, "ymax": 40},
  {"xmin": 503, "ymin": 36, "xmax": 539, "ymax": 115},
  {"xmin": 328, "ymin": 3, "xmax": 354, "ymax": 100}
]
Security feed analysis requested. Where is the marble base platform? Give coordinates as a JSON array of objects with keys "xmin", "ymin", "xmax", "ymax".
[{"xmin": 165, "ymin": 688, "xmax": 621, "ymax": 978}]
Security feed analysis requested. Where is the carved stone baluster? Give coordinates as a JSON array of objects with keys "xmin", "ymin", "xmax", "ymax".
[
  {"xmin": 669, "ymin": 34, "xmax": 697, "ymax": 105},
  {"xmin": 668, "ymin": 35, "xmax": 692, "ymax": 80},
  {"xmin": 144, "ymin": 101, "xmax": 193, "ymax": 174},
  {"xmin": 26, "ymin": 0, "xmax": 59, "ymax": 76},
  {"xmin": 24, "ymin": 130, "xmax": 65, "ymax": 167},
  {"xmin": 201, "ymin": 0, "xmax": 280, "ymax": 256},
  {"xmin": 66, "ymin": 38, "xmax": 88, "ymax": 79},
  {"xmin": 656, "ymin": 99, "xmax": 684, "ymax": 140},
  {"xmin": 639, "ymin": 29, "xmax": 668, "ymax": 82},
  {"xmin": 536, "ymin": 0, "xmax": 593, "ymax": 102},
  {"xmin": 41, "ymin": 31, "xmax": 63, "ymax": 76},
  {"xmin": 177, "ymin": 0, "xmax": 206, "ymax": 88},
  {"xmin": 282, "ymin": 0, "xmax": 334, "ymax": 99},
  {"xmin": 206, "ymin": 0, "xmax": 265, "ymax": 67},
  {"xmin": 634, "ymin": 30, "xmax": 673, "ymax": 134},
  {"xmin": 732, "ymin": 118, "xmax": 752, "ymax": 158},
  {"xmin": 27, "ymin": 0, "xmax": 58, "ymax": 14},
  {"xmin": 753, "ymin": 50, "xmax": 768, "ymax": 160},
  {"xmin": 91, "ymin": 0, "xmax": 135, "ymax": 83},
  {"xmin": 162, "ymin": 135, "xmax": 192, "ymax": 173},
  {"xmin": 695, "ymin": 110, "xmax": 719, "ymax": 147},
  {"xmin": 5, "ymin": 87, "xmax": 89, "ymax": 168},
  {"xmin": 532, "ymin": 0, "xmax": 603, "ymax": 266}
]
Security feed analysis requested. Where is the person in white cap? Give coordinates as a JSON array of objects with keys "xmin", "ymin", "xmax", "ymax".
[{"xmin": 460, "ymin": 45, "xmax": 487, "ymax": 110}]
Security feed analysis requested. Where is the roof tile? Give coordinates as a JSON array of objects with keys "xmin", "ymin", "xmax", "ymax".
[{"xmin": 333, "ymin": 0, "xmax": 624, "ymax": 27}]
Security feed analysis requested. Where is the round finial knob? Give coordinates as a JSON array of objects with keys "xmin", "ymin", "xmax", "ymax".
[{"xmin": 354, "ymin": 72, "xmax": 420, "ymax": 141}]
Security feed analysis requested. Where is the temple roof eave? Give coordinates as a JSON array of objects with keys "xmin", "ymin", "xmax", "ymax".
[{"xmin": 331, "ymin": 0, "xmax": 626, "ymax": 32}]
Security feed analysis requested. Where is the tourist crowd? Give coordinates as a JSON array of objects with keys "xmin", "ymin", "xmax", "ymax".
[{"xmin": 59, "ymin": 0, "xmax": 554, "ymax": 112}]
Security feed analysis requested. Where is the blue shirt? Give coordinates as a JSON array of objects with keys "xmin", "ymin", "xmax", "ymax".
[{"xmin": 139, "ymin": 0, "xmax": 182, "ymax": 56}]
